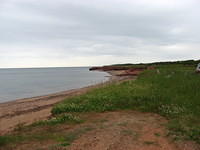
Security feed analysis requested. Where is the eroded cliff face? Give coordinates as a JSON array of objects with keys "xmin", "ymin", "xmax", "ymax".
[{"xmin": 89, "ymin": 66, "xmax": 149, "ymax": 76}]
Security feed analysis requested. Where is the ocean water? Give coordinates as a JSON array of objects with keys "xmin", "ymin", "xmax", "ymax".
[{"xmin": 0, "ymin": 67, "xmax": 108, "ymax": 103}]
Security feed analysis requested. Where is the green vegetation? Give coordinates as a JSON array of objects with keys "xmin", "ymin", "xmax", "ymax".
[
  {"xmin": 154, "ymin": 133, "xmax": 161, "ymax": 137},
  {"xmin": 48, "ymin": 127, "xmax": 94, "ymax": 149},
  {"xmin": 0, "ymin": 114, "xmax": 83, "ymax": 147},
  {"xmin": 52, "ymin": 62, "xmax": 200, "ymax": 143},
  {"xmin": 144, "ymin": 141, "xmax": 158, "ymax": 145},
  {"xmin": 0, "ymin": 126, "xmax": 94, "ymax": 148},
  {"xmin": 112, "ymin": 59, "xmax": 200, "ymax": 68},
  {"xmin": 0, "ymin": 136, "xmax": 12, "ymax": 146},
  {"xmin": 32, "ymin": 113, "xmax": 83, "ymax": 126},
  {"xmin": 121, "ymin": 129, "xmax": 137, "ymax": 138}
]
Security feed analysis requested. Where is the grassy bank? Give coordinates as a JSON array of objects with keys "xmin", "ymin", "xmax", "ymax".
[
  {"xmin": 1, "ymin": 61, "xmax": 200, "ymax": 148},
  {"xmin": 52, "ymin": 63, "xmax": 200, "ymax": 143}
]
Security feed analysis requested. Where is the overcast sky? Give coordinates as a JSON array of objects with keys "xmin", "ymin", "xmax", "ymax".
[{"xmin": 0, "ymin": 0, "xmax": 200, "ymax": 68}]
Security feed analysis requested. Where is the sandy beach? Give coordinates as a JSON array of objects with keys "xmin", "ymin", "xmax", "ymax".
[{"xmin": 0, "ymin": 84, "xmax": 100, "ymax": 135}]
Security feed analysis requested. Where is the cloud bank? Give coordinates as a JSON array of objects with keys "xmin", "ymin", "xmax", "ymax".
[{"xmin": 0, "ymin": 0, "xmax": 200, "ymax": 68}]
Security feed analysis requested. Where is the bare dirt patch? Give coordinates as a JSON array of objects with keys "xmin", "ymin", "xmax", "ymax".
[{"xmin": 68, "ymin": 111, "xmax": 181, "ymax": 150}]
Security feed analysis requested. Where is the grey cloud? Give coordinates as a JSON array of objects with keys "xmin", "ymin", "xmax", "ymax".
[{"xmin": 0, "ymin": 0, "xmax": 200, "ymax": 68}]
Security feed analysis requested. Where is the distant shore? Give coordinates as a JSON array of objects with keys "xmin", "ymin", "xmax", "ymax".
[{"xmin": 0, "ymin": 70, "xmax": 135, "ymax": 135}]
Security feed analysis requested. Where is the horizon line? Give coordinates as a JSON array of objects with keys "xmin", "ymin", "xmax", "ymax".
[{"xmin": 0, "ymin": 59, "xmax": 199, "ymax": 69}]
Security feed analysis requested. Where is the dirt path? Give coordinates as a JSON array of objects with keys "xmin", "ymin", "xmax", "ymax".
[
  {"xmin": 67, "ymin": 111, "xmax": 177, "ymax": 150},
  {"xmin": 68, "ymin": 111, "xmax": 199, "ymax": 150}
]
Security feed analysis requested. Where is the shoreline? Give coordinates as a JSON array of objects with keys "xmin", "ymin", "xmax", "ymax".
[{"xmin": 0, "ymin": 71, "xmax": 135, "ymax": 135}]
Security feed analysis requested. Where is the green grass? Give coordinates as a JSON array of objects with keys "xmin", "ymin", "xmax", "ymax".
[
  {"xmin": 0, "ymin": 126, "xmax": 94, "ymax": 148},
  {"xmin": 0, "ymin": 136, "xmax": 12, "ymax": 146},
  {"xmin": 112, "ymin": 59, "xmax": 200, "ymax": 67},
  {"xmin": 31, "ymin": 113, "xmax": 83, "ymax": 126},
  {"xmin": 0, "ymin": 133, "xmax": 56, "ymax": 147},
  {"xmin": 0, "ymin": 114, "xmax": 83, "ymax": 147},
  {"xmin": 49, "ymin": 127, "xmax": 94, "ymax": 149},
  {"xmin": 144, "ymin": 141, "xmax": 158, "ymax": 145},
  {"xmin": 52, "ymin": 64, "xmax": 200, "ymax": 143}
]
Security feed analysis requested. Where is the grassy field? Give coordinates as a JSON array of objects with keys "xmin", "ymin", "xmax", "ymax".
[
  {"xmin": 1, "ymin": 60, "xmax": 200, "ymax": 148},
  {"xmin": 52, "ymin": 63, "xmax": 200, "ymax": 143}
]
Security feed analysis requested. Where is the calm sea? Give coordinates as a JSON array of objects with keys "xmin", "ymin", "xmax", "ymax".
[{"xmin": 0, "ymin": 67, "xmax": 108, "ymax": 103}]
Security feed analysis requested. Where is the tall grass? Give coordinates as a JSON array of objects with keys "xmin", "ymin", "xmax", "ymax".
[{"xmin": 52, "ymin": 64, "xmax": 200, "ymax": 143}]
